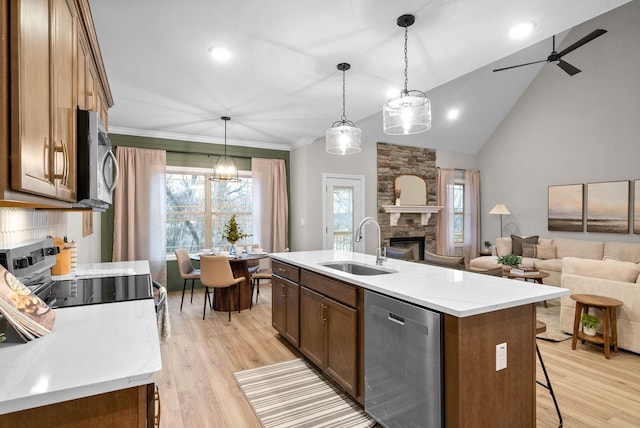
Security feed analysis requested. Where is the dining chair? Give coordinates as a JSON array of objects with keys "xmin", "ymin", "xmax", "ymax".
[
  {"xmin": 250, "ymin": 266, "xmax": 272, "ymax": 308},
  {"xmin": 175, "ymin": 249, "xmax": 201, "ymax": 311},
  {"xmin": 199, "ymin": 255, "xmax": 245, "ymax": 321}
]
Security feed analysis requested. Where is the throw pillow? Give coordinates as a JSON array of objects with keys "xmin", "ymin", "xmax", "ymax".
[
  {"xmin": 511, "ymin": 235, "xmax": 539, "ymax": 256},
  {"xmin": 536, "ymin": 245, "xmax": 556, "ymax": 260},
  {"xmin": 522, "ymin": 243, "xmax": 537, "ymax": 258},
  {"xmin": 603, "ymin": 255, "xmax": 622, "ymax": 262}
]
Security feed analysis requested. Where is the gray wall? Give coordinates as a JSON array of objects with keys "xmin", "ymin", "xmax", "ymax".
[
  {"xmin": 290, "ymin": 136, "xmax": 378, "ymax": 253},
  {"xmin": 477, "ymin": 0, "xmax": 640, "ymax": 244}
]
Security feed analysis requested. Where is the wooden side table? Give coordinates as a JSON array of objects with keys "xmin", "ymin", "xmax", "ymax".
[{"xmin": 571, "ymin": 293, "xmax": 624, "ymax": 359}]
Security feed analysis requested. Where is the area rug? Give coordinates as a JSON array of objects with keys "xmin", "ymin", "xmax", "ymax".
[
  {"xmin": 536, "ymin": 299, "xmax": 572, "ymax": 342},
  {"xmin": 234, "ymin": 358, "xmax": 375, "ymax": 428}
]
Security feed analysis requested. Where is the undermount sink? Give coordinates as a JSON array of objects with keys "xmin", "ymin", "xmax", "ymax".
[{"xmin": 319, "ymin": 261, "xmax": 396, "ymax": 276}]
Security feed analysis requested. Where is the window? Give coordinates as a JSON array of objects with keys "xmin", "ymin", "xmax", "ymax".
[
  {"xmin": 166, "ymin": 166, "xmax": 252, "ymax": 254},
  {"xmin": 453, "ymin": 183, "xmax": 464, "ymax": 245}
]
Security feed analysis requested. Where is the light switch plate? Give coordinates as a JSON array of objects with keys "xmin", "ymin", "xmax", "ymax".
[{"xmin": 496, "ymin": 342, "xmax": 507, "ymax": 371}]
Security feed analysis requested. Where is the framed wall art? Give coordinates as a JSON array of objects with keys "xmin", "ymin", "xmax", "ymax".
[
  {"xmin": 587, "ymin": 181, "xmax": 630, "ymax": 233},
  {"xmin": 635, "ymin": 180, "xmax": 640, "ymax": 234},
  {"xmin": 548, "ymin": 184, "xmax": 584, "ymax": 232}
]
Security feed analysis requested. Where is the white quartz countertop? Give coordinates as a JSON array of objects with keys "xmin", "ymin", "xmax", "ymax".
[
  {"xmin": 0, "ymin": 261, "xmax": 161, "ymax": 415},
  {"xmin": 270, "ymin": 250, "xmax": 569, "ymax": 317}
]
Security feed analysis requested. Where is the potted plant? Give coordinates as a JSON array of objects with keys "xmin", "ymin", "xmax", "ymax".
[
  {"xmin": 483, "ymin": 240, "xmax": 492, "ymax": 252},
  {"xmin": 580, "ymin": 313, "xmax": 601, "ymax": 336},
  {"xmin": 497, "ymin": 253, "xmax": 522, "ymax": 268},
  {"xmin": 222, "ymin": 215, "xmax": 252, "ymax": 254}
]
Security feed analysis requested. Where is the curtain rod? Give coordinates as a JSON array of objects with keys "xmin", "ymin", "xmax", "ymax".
[{"xmin": 165, "ymin": 149, "xmax": 252, "ymax": 160}]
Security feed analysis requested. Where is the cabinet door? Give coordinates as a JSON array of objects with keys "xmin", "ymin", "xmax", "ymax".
[
  {"xmin": 10, "ymin": 0, "xmax": 55, "ymax": 197},
  {"xmin": 271, "ymin": 276, "xmax": 287, "ymax": 335},
  {"xmin": 50, "ymin": 0, "xmax": 77, "ymax": 201},
  {"xmin": 76, "ymin": 29, "xmax": 88, "ymax": 110},
  {"xmin": 284, "ymin": 281, "xmax": 299, "ymax": 346},
  {"xmin": 299, "ymin": 286, "xmax": 325, "ymax": 368},
  {"xmin": 325, "ymin": 297, "xmax": 358, "ymax": 396}
]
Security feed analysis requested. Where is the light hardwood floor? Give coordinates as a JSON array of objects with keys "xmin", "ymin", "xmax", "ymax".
[{"xmin": 157, "ymin": 282, "xmax": 640, "ymax": 427}]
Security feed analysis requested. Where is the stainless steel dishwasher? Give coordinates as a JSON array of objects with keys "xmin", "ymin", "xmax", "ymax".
[{"xmin": 364, "ymin": 290, "xmax": 443, "ymax": 427}]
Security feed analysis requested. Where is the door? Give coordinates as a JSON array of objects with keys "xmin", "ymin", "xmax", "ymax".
[{"xmin": 323, "ymin": 174, "xmax": 364, "ymax": 252}]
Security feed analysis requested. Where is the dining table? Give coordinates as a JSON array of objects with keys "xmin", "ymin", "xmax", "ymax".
[{"xmin": 190, "ymin": 252, "xmax": 269, "ymax": 312}]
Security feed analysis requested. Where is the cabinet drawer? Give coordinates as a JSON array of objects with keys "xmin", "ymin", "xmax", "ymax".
[
  {"xmin": 272, "ymin": 260, "xmax": 300, "ymax": 283},
  {"xmin": 301, "ymin": 270, "xmax": 357, "ymax": 308}
]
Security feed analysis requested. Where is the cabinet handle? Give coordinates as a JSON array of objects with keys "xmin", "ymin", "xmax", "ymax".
[
  {"xmin": 53, "ymin": 140, "xmax": 69, "ymax": 184},
  {"xmin": 320, "ymin": 303, "xmax": 326, "ymax": 323},
  {"xmin": 280, "ymin": 284, "xmax": 286, "ymax": 298},
  {"xmin": 278, "ymin": 268, "xmax": 286, "ymax": 272},
  {"xmin": 43, "ymin": 137, "xmax": 51, "ymax": 181},
  {"xmin": 154, "ymin": 385, "xmax": 161, "ymax": 427}
]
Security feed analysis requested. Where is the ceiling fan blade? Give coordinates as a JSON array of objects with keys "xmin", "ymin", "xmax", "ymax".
[
  {"xmin": 557, "ymin": 60, "xmax": 581, "ymax": 76},
  {"xmin": 493, "ymin": 59, "xmax": 547, "ymax": 73},
  {"xmin": 558, "ymin": 29, "xmax": 607, "ymax": 57}
]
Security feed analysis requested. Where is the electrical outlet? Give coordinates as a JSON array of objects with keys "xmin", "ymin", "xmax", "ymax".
[{"xmin": 496, "ymin": 342, "xmax": 507, "ymax": 371}]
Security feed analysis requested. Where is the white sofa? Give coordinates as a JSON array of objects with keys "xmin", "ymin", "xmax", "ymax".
[
  {"xmin": 559, "ymin": 257, "xmax": 640, "ymax": 354},
  {"xmin": 469, "ymin": 236, "xmax": 640, "ymax": 286}
]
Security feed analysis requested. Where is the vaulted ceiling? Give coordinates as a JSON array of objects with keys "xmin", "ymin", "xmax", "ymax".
[{"xmin": 88, "ymin": 0, "xmax": 629, "ymax": 154}]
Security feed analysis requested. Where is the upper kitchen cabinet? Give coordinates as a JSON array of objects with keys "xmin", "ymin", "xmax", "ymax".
[{"xmin": 1, "ymin": 0, "xmax": 112, "ymax": 208}]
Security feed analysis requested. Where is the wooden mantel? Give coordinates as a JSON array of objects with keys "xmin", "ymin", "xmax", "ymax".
[{"xmin": 382, "ymin": 205, "xmax": 443, "ymax": 226}]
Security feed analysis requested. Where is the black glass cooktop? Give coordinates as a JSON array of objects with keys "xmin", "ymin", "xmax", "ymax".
[{"xmin": 47, "ymin": 274, "xmax": 153, "ymax": 308}]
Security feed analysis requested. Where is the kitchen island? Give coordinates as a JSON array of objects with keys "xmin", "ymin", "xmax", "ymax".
[
  {"xmin": 0, "ymin": 261, "xmax": 161, "ymax": 427},
  {"xmin": 270, "ymin": 250, "xmax": 569, "ymax": 428}
]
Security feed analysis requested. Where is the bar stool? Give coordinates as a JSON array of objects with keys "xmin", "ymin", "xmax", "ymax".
[{"xmin": 536, "ymin": 320, "xmax": 562, "ymax": 428}]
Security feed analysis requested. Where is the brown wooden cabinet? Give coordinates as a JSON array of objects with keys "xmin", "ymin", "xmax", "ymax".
[
  {"xmin": 10, "ymin": 0, "xmax": 77, "ymax": 202},
  {"xmin": 0, "ymin": 383, "xmax": 157, "ymax": 428},
  {"xmin": 271, "ymin": 275, "xmax": 300, "ymax": 346},
  {"xmin": 299, "ymin": 271, "xmax": 358, "ymax": 399},
  {"xmin": 1, "ymin": 0, "xmax": 112, "ymax": 207},
  {"xmin": 271, "ymin": 260, "xmax": 300, "ymax": 347}
]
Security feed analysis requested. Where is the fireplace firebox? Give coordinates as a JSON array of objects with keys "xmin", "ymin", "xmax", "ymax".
[{"xmin": 389, "ymin": 236, "xmax": 425, "ymax": 261}]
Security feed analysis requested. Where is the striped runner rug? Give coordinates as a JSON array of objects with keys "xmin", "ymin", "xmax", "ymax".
[{"xmin": 234, "ymin": 358, "xmax": 376, "ymax": 428}]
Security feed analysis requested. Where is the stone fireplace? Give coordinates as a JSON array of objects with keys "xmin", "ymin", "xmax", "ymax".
[{"xmin": 377, "ymin": 143, "xmax": 437, "ymax": 253}]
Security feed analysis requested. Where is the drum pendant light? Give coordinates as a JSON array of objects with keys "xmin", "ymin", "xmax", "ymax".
[
  {"xmin": 383, "ymin": 14, "xmax": 431, "ymax": 135},
  {"xmin": 326, "ymin": 63, "xmax": 362, "ymax": 155},
  {"xmin": 210, "ymin": 116, "xmax": 240, "ymax": 182}
]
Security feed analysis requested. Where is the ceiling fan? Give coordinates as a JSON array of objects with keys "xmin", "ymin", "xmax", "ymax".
[{"xmin": 493, "ymin": 29, "xmax": 607, "ymax": 76}]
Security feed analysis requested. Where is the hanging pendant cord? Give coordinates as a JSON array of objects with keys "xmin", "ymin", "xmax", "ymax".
[
  {"xmin": 403, "ymin": 24, "xmax": 409, "ymax": 94},
  {"xmin": 224, "ymin": 120, "xmax": 227, "ymax": 155},
  {"xmin": 341, "ymin": 68, "xmax": 347, "ymax": 122}
]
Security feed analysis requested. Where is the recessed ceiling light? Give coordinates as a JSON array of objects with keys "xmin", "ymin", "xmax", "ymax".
[
  {"xmin": 208, "ymin": 46, "xmax": 232, "ymax": 62},
  {"xmin": 447, "ymin": 109, "xmax": 460, "ymax": 120},
  {"xmin": 508, "ymin": 22, "xmax": 535, "ymax": 39}
]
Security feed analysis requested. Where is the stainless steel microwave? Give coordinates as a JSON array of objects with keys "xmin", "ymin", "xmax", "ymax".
[{"xmin": 74, "ymin": 109, "xmax": 119, "ymax": 210}]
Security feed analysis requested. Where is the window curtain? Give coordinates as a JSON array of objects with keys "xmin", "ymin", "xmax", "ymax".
[
  {"xmin": 112, "ymin": 147, "xmax": 167, "ymax": 285},
  {"xmin": 436, "ymin": 168, "xmax": 456, "ymax": 255},
  {"xmin": 251, "ymin": 158, "xmax": 288, "ymax": 252},
  {"xmin": 463, "ymin": 170, "xmax": 481, "ymax": 265}
]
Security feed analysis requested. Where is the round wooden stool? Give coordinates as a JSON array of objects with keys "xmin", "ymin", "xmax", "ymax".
[{"xmin": 570, "ymin": 294, "xmax": 624, "ymax": 359}]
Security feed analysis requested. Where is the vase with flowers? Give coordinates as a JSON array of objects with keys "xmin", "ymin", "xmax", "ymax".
[{"xmin": 222, "ymin": 215, "xmax": 252, "ymax": 255}]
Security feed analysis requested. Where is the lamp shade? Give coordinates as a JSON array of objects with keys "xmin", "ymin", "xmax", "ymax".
[
  {"xmin": 383, "ymin": 91, "xmax": 431, "ymax": 135},
  {"xmin": 212, "ymin": 155, "xmax": 239, "ymax": 181},
  {"xmin": 210, "ymin": 116, "xmax": 240, "ymax": 182},
  {"xmin": 326, "ymin": 125, "xmax": 362, "ymax": 155},
  {"xmin": 489, "ymin": 204, "xmax": 511, "ymax": 215}
]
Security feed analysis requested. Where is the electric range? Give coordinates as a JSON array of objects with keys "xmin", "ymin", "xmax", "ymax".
[{"xmin": 0, "ymin": 238, "xmax": 152, "ymax": 308}]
